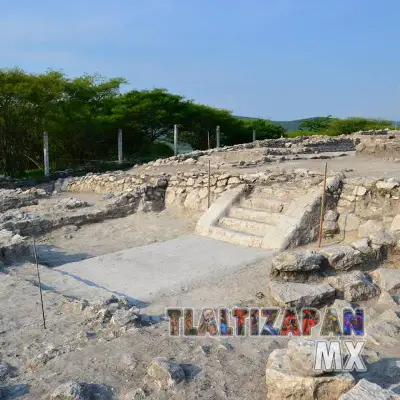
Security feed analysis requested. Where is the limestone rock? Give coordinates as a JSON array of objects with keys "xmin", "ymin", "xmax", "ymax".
[
  {"xmin": 351, "ymin": 238, "xmax": 374, "ymax": 254},
  {"xmin": 391, "ymin": 215, "xmax": 400, "ymax": 233},
  {"xmin": 271, "ymin": 250, "xmax": 325, "ymax": 272},
  {"xmin": 51, "ymin": 382, "xmax": 113, "ymax": 400},
  {"xmin": 318, "ymin": 245, "xmax": 364, "ymax": 271},
  {"xmin": 368, "ymin": 358, "xmax": 400, "ymax": 383},
  {"xmin": 228, "ymin": 177, "xmax": 241, "ymax": 185},
  {"xmin": 366, "ymin": 320, "xmax": 400, "ymax": 345},
  {"xmin": 287, "ymin": 340, "xmax": 324, "ymax": 377},
  {"xmin": 369, "ymin": 232, "xmax": 397, "ymax": 247},
  {"xmin": 376, "ymin": 180, "xmax": 400, "ymax": 191},
  {"xmin": 381, "ymin": 310, "xmax": 400, "ymax": 322},
  {"xmin": 265, "ymin": 349, "xmax": 355, "ymax": 400},
  {"xmin": 121, "ymin": 388, "xmax": 147, "ymax": 399},
  {"xmin": 325, "ymin": 210, "xmax": 339, "ymax": 221},
  {"xmin": 147, "ymin": 358, "xmax": 185, "ymax": 389},
  {"xmin": 353, "ymin": 186, "xmax": 367, "ymax": 196},
  {"xmin": 0, "ymin": 229, "xmax": 30, "ymax": 260},
  {"xmin": 62, "ymin": 224, "xmax": 79, "ymax": 233},
  {"xmin": 338, "ymin": 213, "xmax": 361, "ymax": 232},
  {"xmin": 110, "ymin": 308, "xmax": 139, "ymax": 327},
  {"xmin": 58, "ymin": 197, "xmax": 90, "ymax": 209},
  {"xmin": 370, "ymin": 268, "xmax": 400, "ymax": 295},
  {"xmin": 183, "ymin": 158, "xmax": 196, "ymax": 165},
  {"xmin": 323, "ymin": 220, "xmax": 339, "ymax": 236},
  {"xmin": 339, "ymin": 379, "xmax": 400, "ymax": 400},
  {"xmin": 0, "ymin": 363, "xmax": 14, "ymax": 381},
  {"xmin": 326, "ymin": 176, "xmax": 341, "ymax": 192},
  {"xmin": 359, "ymin": 220, "xmax": 385, "ymax": 238},
  {"xmin": 267, "ymin": 281, "xmax": 335, "ymax": 308},
  {"xmin": 389, "ymin": 383, "xmax": 400, "ymax": 395},
  {"xmin": 331, "ymin": 299, "xmax": 354, "ymax": 309},
  {"xmin": 378, "ymin": 291, "xmax": 400, "ymax": 308},
  {"xmin": 327, "ymin": 270, "xmax": 380, "ymax": 301},
  {"xmin": 51, "ymin": 381, "xmax": 87, "ymax": 400}
]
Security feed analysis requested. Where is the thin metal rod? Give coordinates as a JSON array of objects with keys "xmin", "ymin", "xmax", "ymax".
[
  {"xmin": 33, "ymin": 237, "xmax": 46, "ymax": 329},
  {"xmin": 208, "ymin": 160, "xmax": 211, "ymax": 208},
  {"xmin": 318, "ymin": 162, "xmax": 328, "ymax": 248}
]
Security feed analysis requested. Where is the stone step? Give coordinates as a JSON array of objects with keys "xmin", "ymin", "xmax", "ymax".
[
  {"xmin": 208, "ymin": 226, "xmax": 263, "ymax": 248},
  {"xmin": 240, "ymin": 196, "xmax": 288, "ymax": 213},
  {"xmin": 219, "ymin": 216, "xmax": 273, "ymax": 235},
  {"xmin": 228, "ymin": 206, "xmax": 280, "ymax": 224}
]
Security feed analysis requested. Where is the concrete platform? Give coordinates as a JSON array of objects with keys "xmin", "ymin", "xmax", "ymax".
[{"xmin": 54, "ymin": 235, "xmax": 271, "ymax": 304}]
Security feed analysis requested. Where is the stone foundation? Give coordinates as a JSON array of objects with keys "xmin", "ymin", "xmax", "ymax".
[
  {"xmin": 58, "ymin": 169, "xmax": 325, "ymax": 212},
  {"xmin": 355, "ymin": 130, "xmax": 400, "ymax": 160},
  {"xmin": 335, "ymin": 177, "xmax": 400, "ymax": 237},
  {"xmin": 144, "ymin": 135, "xmax": 357, "ymax": 169}
]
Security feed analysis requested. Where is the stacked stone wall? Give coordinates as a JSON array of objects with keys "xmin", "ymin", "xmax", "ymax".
[
  {"xmin": 60, "ymin": 169, "xmax": 324, "ymax": 211},
  {"xmin": 335, "ymin": 177, "xmax": 400, "ymax": 236}
]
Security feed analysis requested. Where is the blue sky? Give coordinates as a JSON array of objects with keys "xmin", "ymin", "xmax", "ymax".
[{"xmin": 1, "ymin": 0, "xmax": 400, "ymax": 120}]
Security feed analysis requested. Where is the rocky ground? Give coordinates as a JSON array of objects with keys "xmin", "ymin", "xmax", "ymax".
[
  {"xmin": 0, "ymin": 246, "xmax": 399, "ymax": 399},
  {"xmin": 0, "ymin": 132, "xmax": 400, "ymax": 399}
]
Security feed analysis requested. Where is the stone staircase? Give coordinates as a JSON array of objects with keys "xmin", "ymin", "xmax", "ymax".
[{"xmin": 196, "ymin": 180, "xmax": 335, "ymax": 250}]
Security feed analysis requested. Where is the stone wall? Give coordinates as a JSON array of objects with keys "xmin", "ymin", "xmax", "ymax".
[
  {"xmin": 144, "ymin": 135, "xmax": 357, "ymax": 169},
  {"xmin": 355, "ymin": 131, "xmax": 400, "ymax": 160},
  {"xmin": 57, "ymin": 169, "xmax": 325, "ymax": 212},
  {"xmin": 335, "ymin": 177, "xmax": 400, "ymax": 237},
  {"xmin": 166, "ymin": 170, "xmax": 324, "ymax": 211},
  {"xmin": 60, "ymin": 172, "xmax": 168, "ymax": 195}
]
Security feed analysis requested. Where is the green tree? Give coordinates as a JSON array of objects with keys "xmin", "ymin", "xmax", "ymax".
[
  {"xmin": 242, "ymin": 118, "xmax": 285, "ymax": 140},
  {"xmin": 299, "ymin": 115, "xmax": 332, "ymax": 132},
  {"xmin": 0, "ymin": 68, "xmax": 126, "ymax": 174},
  {"xmin": 0, "ymin": 68, "xmax": 67, "ymax": 174},
  {"xmin": 107, "ymin": 88, "xmax": 188, "ymax": 155},
  {"xmin": 324, "ymin": 117, "xmax": 392, "ymax": 136},
  {"xmin": 178, "ymin": 103, "xmax": 246, "ymax": 150}
]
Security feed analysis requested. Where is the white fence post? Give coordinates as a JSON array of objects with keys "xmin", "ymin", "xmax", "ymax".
[
  {"xmin": 174, "ymin": 124, "xmax": 178, "ymax": 156},
  {"xmin": 216, "ymin": 125, "xmax": 220, "ymax": 148},
  {"xmin": 253, "ymin": 130, "xmax": 256, "ymax": 142},
  {"xmin": 43, "ymin": 131, "xmax": 50, "ymax": 177},
  {"xmin": 118, "ymin": 128, "xmax": 123, "ymax": 164}
]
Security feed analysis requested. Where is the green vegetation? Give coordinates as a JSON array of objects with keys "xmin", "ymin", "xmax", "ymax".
[
  {"xmin": 0, "ymin": 67, "xmax": 395, "ymax": 176},
  {"xmin": 299, "ymin": 115, "xmax": 332, "ymax": 132},
  {"xmin": 288, "ymin": 116, "xmax": 393, "ymax": 137},
  {"xmin": 0, "ymin": 68, "xmax": 287, "ymax": 176}
]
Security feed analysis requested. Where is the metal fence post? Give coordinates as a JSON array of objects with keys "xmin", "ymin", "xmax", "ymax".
[
  {"xmin": 216, "ymin": 126, "xmax": 220, "ymax": 148},
  {"xmin": 43, "ymin": 131, "xmax": 50, "ymax": 177},
  {"xmin": 174, "ymin": 124, "xmax": 178, "ymax": 156},
  {"xmin": 118, "ymin": 128, "xmax": 123, "ymax": 164}
]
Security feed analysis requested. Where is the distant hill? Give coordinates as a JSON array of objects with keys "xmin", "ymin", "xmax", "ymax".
[
  {"xmin": 235, "ymin": 115, "xmax": 399, "ymax": 132},
  {"xmin": 234, "ymin": 115, "xmax": 309, "ymax": 132}
]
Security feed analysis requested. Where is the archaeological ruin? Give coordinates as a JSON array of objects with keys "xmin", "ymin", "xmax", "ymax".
[{"xmin": 0, "ymin": 129, "xmax": 399, "ymax": 399}]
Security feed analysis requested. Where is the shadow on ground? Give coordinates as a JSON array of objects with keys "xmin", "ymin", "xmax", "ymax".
[
  {"xmin": 34, "ymin": 244, "xmax": 90, "ymax": 267},
  {"xmin": 55, "ymin": 269, "xmax": 150, "ymax": 308}
]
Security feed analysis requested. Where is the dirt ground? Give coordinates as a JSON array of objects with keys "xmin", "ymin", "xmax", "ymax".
[
  {"xmin": 1, "ymin": 247, "xmax": 399, "ymax": 399},
  {"xmin": 35, "ymin": 205, "xmax": 202, "ymax": 267}
]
